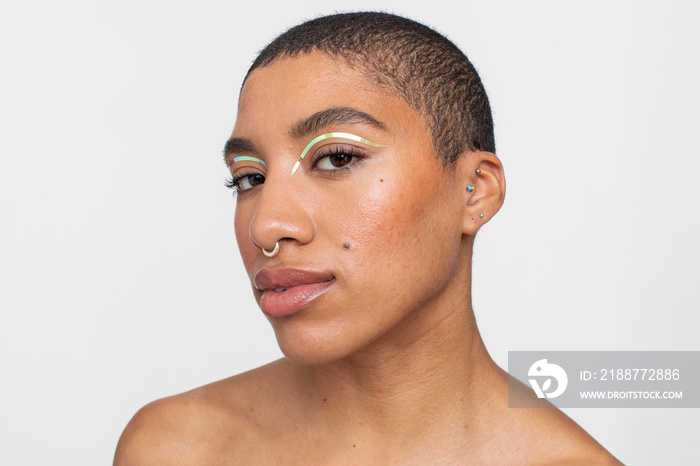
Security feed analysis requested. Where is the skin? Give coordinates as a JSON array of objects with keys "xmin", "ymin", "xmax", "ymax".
[{"xmin": 114, "ymin": 53, "xmax": 622, "ymax": 465}]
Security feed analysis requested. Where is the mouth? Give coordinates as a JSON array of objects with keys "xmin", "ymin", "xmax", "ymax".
[{"xmin": 254, "ymin": 267, "xmax": 335, "ymax": 317}]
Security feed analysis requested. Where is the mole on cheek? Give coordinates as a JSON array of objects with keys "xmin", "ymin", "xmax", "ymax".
[
  {"xmin": 380, "ymin": 179, "xmax": 384, "ymax": 182},
  {"xmin": 343, "ymin": 242, "xmax": 351, "ymax": 249}
]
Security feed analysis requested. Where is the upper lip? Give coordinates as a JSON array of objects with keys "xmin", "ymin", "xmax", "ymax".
[{"xmin": 254, "ymin": 267, "xmax": 335, "ymax": 291}]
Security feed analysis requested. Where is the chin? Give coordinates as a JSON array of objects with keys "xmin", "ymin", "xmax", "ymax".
[
  {"xmin": 277, "ymin": 343, "xmax": 354, "ymax": 366},
  {"xmin": 271, "ymin": 320, "xmax": 364, "ymax": 366},
  {"xmin": 278, "ymin": 347, "xmax": 342, "ymax": 366}
]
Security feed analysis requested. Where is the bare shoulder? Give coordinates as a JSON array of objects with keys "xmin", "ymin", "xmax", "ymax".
[
  {"xmin": 519, "ymin": 408, "xmax": 623, "ymax": 465},
  {"xmin": 113, "ymin": 393, "xmax": 235, "ymax": 465},
  {"xmin": 496, "ymin": 375, "xmax": 623, "ymax": 465},
  {"xmin": 114, "ymin": 360, "xmax": 290, "ymax": 465}
]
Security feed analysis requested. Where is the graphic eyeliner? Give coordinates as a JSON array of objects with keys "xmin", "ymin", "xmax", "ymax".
[{"xmin": 291, "ymin": 132, "xmax": 384, "ymax": 175}]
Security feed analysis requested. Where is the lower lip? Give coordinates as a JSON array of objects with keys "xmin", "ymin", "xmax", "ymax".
[{"xmin": 259, "ymin": 280, "xmax": 334, "ymax": 318}]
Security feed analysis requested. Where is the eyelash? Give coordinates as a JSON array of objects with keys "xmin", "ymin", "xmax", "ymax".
[
  {"xmin": 225, "ymin": 144, "xmax": 366, "ymax": 192},
  {"xmin": 310, "ymin": 144, "xmax": 365, "ymax": 175},
  {"xmin": 225, "ymin": 169, "xmax": 260, "ymax": 193}
]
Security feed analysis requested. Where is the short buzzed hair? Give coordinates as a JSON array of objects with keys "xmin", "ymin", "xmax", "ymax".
[{"xmin": 245, "ymin": 12, "xmax": 495, "ymax": 164}]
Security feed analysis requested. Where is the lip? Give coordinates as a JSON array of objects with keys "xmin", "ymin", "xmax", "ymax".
[{"xmin": 254, "ymin": 267, "xmax": 335, "ymax": 317}]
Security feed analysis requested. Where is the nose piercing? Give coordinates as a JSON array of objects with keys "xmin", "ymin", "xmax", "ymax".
[{"xmin": 262, "ymin": 242, "xmax": 279, "ymax": 257}]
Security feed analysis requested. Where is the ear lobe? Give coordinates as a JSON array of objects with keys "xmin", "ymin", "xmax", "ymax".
[{"xmin": 457, "ymin": 151, "xmax": 506, "ymax": 235}]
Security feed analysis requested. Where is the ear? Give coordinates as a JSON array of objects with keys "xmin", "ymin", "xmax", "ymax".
[{"xmin": 454, "ymin": 151, "xmax": 506, "ymax": 235}]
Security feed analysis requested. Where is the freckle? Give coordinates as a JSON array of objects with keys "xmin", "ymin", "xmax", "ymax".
[
  {"xmin": 343, "ymin": 242, "xmax": 351, "ymax": 249},
  {"xmin": 353, "ymin": 445, "xmax": 356, "ymax": 448},
  {"xmin": 380, "ymin": 179, "xmax": 384, "ymax": 182},
  {"xmin": 323, "ymin": 398, "xmax": 327, "ymax": 402}
]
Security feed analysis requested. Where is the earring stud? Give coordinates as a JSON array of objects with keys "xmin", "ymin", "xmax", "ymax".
[
  {"xmin": 475, "ymin": 168, "xmax": 481, "ymax": 174},
  {"xmin": 467, "ymin": 185, "xmax": 474, "ymax": 192},
  {"xmin": 262, "ymin": 242, "xmax": 279, "ymax": 257}
]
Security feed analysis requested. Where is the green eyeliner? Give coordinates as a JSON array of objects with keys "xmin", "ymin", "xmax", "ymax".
[
  {"xmin": 291, "ymin": 132, "xmax": 384, "ymax": 174},
  {"xmin": 232, "ymin": 156, "xmax": 267, "ymax": 167}
]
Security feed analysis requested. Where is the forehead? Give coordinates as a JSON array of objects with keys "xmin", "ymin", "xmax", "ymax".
[{"xmin": 233, "ymin": 53, "xmax": 429, "ymax": 142}]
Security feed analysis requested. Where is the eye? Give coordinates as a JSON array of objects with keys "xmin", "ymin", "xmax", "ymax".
[
  {"xmin": 313, "ymin": 145, "xmax": 363, "ymax": 172},
  {"xmin": 238, "ymin": 173, "xmax": 265, "ymax": 191},
  {"xmin": 316, "ymin": 152, "xmax": 355, "ymax": 170},
  {"xmin": 226, "ymin": 172, "xmax": 265, "ymax": 193}
]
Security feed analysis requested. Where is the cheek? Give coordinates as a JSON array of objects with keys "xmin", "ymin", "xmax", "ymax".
[
  {"xmin": 234, "ymin": 205, "xmax": 256, "ymax": 268},
  {"xmin": 329, "ymin": 175, "xmax": 453, "ymax": 272},
  {"xmin": 233, "ymin": 207, "xmax": 247, "ymax": 239},
  {"xmin": 327, "ymin": 179, "xmax": 400, "ymax": 252}
]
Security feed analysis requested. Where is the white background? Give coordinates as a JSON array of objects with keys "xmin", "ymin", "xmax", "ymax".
[{"xmin": 1, "ymin": 1, "xmax": 698, "ymax": 464}]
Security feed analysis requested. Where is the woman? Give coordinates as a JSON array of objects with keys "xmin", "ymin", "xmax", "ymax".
[{"xmin": 115, "ymin": 12, "xmax": 620, "ymax": 464}]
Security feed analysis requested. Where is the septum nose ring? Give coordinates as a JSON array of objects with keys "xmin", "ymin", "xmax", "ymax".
[{"xmin": 262, "ymin": 242, "xmax": 279, "ymax": 257}]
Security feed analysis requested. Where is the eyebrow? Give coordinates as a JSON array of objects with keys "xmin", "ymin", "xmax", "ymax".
[
  {"xmin": 223, "ymin": 137, "xmax": 257, "ymax": 160},
  {"xmin": 223, "ymin": 106, "xmax": 386, "ymax": 162},
  {"xmin": 289, "ymin": 106, "xmax": 386, "ymax": 140}
]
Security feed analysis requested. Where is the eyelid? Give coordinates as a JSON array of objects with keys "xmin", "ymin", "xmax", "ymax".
[
  {"xmin": 291, "ymin": 132, "xmax": 384, "ymax": 175},
  {"xmin": 228, "ymin": 155, "xmax": 267, "ymax": 171},
  {"xmin": 227, "ymin": 154, "xmax": 267, "ymax": 193},
  {"xmin": 310, "ymin": 144, "xmax": 366, "ymax": 172}
]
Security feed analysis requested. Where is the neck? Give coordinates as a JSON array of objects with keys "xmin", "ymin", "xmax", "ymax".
[{"xmin": 292, "ymin": 268, "xmax": 504, "ymax": 445}]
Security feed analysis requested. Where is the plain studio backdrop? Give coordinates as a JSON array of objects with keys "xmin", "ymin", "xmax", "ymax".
[{"xmin": 1, "ymin": 1, "xmax": 698, "ymax": 464}]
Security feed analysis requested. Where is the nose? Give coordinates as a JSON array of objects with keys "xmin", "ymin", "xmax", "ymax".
[{"xmin": 248, "ymin": 171, "xmax": 315, "ymax": 253}]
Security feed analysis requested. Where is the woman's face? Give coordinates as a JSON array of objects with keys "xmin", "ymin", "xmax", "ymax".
[{"xmin": 227, "ymin": 53, "xmax": 471, "ymax": 364}]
